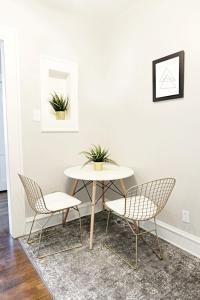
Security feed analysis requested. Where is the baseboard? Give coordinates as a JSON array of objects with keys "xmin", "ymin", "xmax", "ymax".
[
  {"xmin": 25, "ymin": 201, "xmax": 200, "ymax": 258},
  {"xmin": 141, "ymin": 219, "xmax": 200, "ymax": 258},
  {"xmin": 25, "ymin": 200, "xmax": 102, "ymax": 235}
]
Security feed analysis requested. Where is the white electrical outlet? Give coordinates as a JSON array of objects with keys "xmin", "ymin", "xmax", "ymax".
[{"xmin": 182, "ymin": 210, "xmax": 190, "ymax": 223}]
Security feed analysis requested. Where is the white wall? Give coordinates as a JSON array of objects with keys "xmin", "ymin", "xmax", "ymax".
[
  {"xmin": 0, "ymin": 49, "xmax": 7, "ymax": 191},
  {"xmin": 104, "ymin": 0, "xmax": 200, "ymax": 237},
  {"xmin": 1, "ymin": 0, "xmax": 200, "ymax": 240},
  {"xmin": 0, "ymin": 0, "xmax": 111, "ymax": 217}
]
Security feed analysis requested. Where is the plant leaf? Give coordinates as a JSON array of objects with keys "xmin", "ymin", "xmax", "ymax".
[{"xmin": 80, "ymin": 144, "xmax": 117, "ymax": 166}]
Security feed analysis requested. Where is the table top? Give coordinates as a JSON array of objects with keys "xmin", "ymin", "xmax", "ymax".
[{"xmin": 64, "ymin": 164, "xmax": 134, "ymax": 181}]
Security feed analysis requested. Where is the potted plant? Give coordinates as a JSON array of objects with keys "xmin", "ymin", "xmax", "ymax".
[
  {"xmin": 49, "ymin": 92, "xmax": 69, "ymax": 120},
  {"xmin": 80, "ymin": 145, "xmax": 117, "ymax": 171}
]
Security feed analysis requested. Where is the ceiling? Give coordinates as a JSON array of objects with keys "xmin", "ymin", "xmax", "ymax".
[{"xmin": 39, "ymin": 0, "xmax": 134, "ymax": 18}]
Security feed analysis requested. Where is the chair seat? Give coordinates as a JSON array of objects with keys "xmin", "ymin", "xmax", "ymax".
[
  {"xmin": 105, "ymin": 196, "xmax": 158, "ymax": 220},
  {"xmin": 42, "ymin": 192, "xmax": 81, "ymax": 212}
]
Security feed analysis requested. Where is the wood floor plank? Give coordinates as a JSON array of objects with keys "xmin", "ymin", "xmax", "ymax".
[{"xmin": 0, "ymin": 192, "xmax": 52, "ymax": 300}]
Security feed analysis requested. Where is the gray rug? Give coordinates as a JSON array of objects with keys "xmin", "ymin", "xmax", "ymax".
[{"xmin": 19, "ymin": 212, "xmax": 200, "ymax": 300}]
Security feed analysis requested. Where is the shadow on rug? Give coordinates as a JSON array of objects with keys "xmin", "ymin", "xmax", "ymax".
[{"xmin": 19, "ymin": 212, "xmax": 200, "ymax": 300}]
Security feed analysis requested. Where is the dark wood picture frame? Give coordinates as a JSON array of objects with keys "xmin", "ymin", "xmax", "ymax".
[{"xmin": 153, "ymin": 51, "xmax": 184, "ymax": 102}]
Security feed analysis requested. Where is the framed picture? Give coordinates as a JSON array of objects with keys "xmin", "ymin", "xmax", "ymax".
[{"xmin": 153, "ymin": 51, "xmax": 184, "ymax": 102}]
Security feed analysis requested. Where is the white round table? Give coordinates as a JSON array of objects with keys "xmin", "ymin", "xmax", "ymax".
[
  {"xmin": 64, "ymin": 164, "xmax": 134, "ymax": 249},
  {"xmin": 64, "ymin": 164, "xmax": 133, "ymax": 181}
]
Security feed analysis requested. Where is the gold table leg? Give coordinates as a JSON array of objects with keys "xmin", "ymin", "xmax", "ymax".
[
  {"xmin": 119, "ymin": 179, "xmax": 127, "ymax": 196},
  {"xmin": 89, "ymin": 181, "xmax": 96, "ymax": 250},
  {"xmin": 62, "ymin": 208, "xmax": 69, "ymax": 224},
  {"xmin": 102, "ymin": 181, "xmax": 105, "ymax": 209},
  {"xmin": 63, "ymin": 179, "xmax": 79, "ymax": 224}
]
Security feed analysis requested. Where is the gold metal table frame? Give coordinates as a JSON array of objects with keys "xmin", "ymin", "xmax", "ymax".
[{"xmin": 63, "ymin": 165, "xmax": 134, "ymax": 249}]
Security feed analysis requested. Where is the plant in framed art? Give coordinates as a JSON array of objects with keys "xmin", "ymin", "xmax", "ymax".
[
  {"xmin": 49, "ymin": 92, "xmax": 69, "ymax": 120},
  {"xmin": 153, "ymin": 51, "xmax": 184, "ymax": 102},
  {"xmin": 40, "ymin": 56, "xmax": 78, "ymax": 132}
]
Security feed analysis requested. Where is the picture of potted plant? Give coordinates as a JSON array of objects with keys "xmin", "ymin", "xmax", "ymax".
[
  {"xmin": 49, "ymin": 92, "xmax": 69, "ymax": 120},
  {"xmin": 80, "ymin": 145, "xmax": 117, "ymax": 171}
]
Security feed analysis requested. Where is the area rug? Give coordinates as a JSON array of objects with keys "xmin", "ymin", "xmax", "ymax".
[{"xmin": 19, "ymin": 212, "xmax": 200, "ymax": 300}]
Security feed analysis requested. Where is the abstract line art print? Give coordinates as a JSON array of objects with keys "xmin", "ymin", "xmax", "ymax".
[
  {"xmin": 159, "ymin": 68, "xmax": 176, "ymax": 90},
  {"xmin": 153, "ymin": 51, "xmax": 184, "ymax": 102}
]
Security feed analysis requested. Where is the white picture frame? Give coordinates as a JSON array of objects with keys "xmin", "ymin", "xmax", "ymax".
[{"xmin": 40, "ymin": 56, "xmax": 78, "ymax": 132}]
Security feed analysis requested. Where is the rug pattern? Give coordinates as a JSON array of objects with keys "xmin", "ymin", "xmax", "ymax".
[{"xmin": 19, "ymin": 212, "xmax": 200, "ymax": 300}]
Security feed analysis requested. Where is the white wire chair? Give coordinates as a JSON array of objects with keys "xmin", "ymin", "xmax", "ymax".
[
  {"xmin": 19, "ymin": 174, "xmax": 83, "ymax": 258},
  {"xmin": 104, "ymin": 178, "xmax": 176, "ymax": 269}
]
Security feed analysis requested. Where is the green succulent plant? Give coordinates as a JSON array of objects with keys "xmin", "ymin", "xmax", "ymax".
[
  {"xmin": 49, "ymin": 92, "xmax": 69, "ymax": 112},
  {"xmin": 80, "ymin": 145, "xmax": 117, "ymax": 167}
]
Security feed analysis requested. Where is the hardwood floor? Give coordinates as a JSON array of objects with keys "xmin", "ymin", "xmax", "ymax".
[{"xmin": 0, "ymin": 192, "xmax": 52, "ymax": 300}]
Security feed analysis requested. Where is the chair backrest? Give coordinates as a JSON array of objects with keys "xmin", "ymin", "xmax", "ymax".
[
  {"xmin": 125, "ymin": 178, "xmax": 176, "ymax": 220},
  {"xmin": 18, "ymin": 174, "xmax": 49, "ymax": 214}
]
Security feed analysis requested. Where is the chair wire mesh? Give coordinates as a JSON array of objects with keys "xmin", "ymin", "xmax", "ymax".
[
  {"xmin": 18, "ymin": 173, "xmax": 83, "ymax": 258},
  {"xmin": 104, "ymin": 177, "xmax": 176, "ymax": 269},
  {"xmin": 18, "ymin": 174, "xmax": 50, "ymax": 214},
  {"xmin": 125, "ymin": 178, "xmax": 176, "ymax": 221}
]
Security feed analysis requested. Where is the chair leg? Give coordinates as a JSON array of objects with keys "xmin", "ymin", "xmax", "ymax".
[
  {"xmin": 125, "ymin": 219, "xmax": 139, "ymax": 269},
  {"xmin": 77, "ymin": 206, "xmax": 83, "ymax": 244},
  {"xmin": 105, "ymin": 210, "xmax": 111, "ymax": 235},
  {"xmin": 135, "ymin": 233, "xmax": 138, "ymax": 269},
  {"xmin": 154, "ymin": 217, "xmax": 163, "ymax": 260},
  {"xmin": 27, "ymin": 212, "xmax": 37, "ymax": 244},
  {"xmin": 104, "ymin": 215, "xmax": 138, "ymax": 269},
  {"xmin": 135, "ymin": 221, "xmax": 139, "ymax": 268},
  {"xmin": 140, "ymin": 218, "xmax": 163, "ymax": 260},
  {"xmin": 37, "ymin": 213, "xmax": 54, "ymax": 258},
  {"xmin": 36, "ymin": 209, "xmax": 83, "ymax": 259}
]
